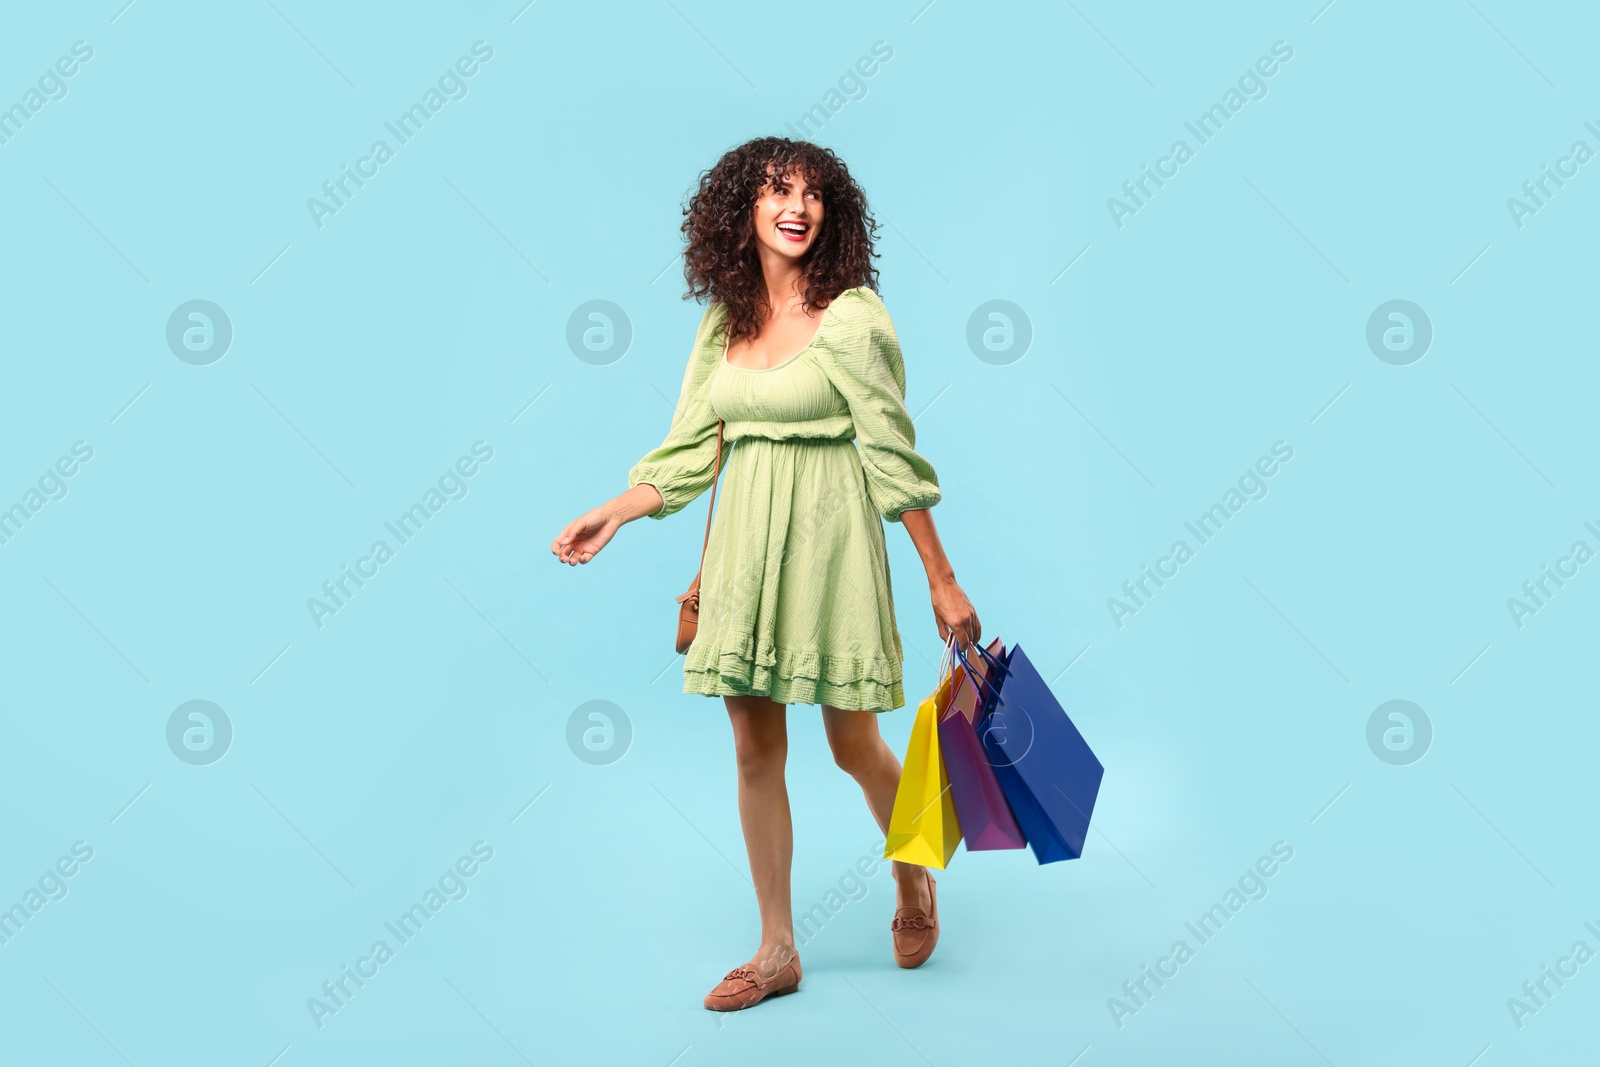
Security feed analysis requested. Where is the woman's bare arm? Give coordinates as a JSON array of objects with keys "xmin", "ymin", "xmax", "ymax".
[
  {"xmin": 611, "ymin": 483, "xmax": 665, "ymax": 523},
  {"xmin": 898, "ymin": 507, "xmax": 981, "ymax": 647},
  {"xmin": 551, "ymin": 484, "xmax": 665, "ymax": 565}
]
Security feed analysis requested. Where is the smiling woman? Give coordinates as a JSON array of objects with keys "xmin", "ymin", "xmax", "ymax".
[
  {"xmin": 723, "ymin": 168, "xmax": 828, "ymax": 368},
  {"xmin": 552, "ymin": 135, "xmax": 980, "ymax": 1011}
]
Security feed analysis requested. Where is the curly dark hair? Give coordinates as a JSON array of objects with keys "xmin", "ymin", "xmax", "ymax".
[{"xmin": 681, "ymin": 136, "xmax": 880, "ymax": 345}]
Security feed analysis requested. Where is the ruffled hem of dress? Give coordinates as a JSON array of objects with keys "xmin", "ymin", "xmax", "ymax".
[
  {"xmin": 683, "ymin": 665, "xmax": 904, "ymax": 713},
  {"xmin": 682, "ymin": 639, "xmax": 905, "ymax": 712}
]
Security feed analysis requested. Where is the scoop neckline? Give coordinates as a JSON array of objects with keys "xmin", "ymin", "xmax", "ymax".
[{"xmin": 718, "ymin": 291, "xmax": 852, "ymax": 372}]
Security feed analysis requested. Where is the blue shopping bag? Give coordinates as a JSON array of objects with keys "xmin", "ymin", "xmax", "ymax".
[{"xmin": 969, "ymin": 641, "xmax": 1103, "ymax": 864}]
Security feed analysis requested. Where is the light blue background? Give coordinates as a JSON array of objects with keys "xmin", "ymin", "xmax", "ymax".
[{"xmin": 2, "ymin": 1, "xmax": 1595, "ymax": 1064}]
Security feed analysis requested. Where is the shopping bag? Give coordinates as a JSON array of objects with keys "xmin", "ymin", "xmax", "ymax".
[
  {"xmin": 972, "ymin": 641, "xmax": 1103, "ymax": 864},
  {"xmin": 939, "ymin": 637, "xmax": 1027, "ymax": 852},
  {"xmin": 883, "ymin": 649, "xmax": 963, "ymax": 869}
]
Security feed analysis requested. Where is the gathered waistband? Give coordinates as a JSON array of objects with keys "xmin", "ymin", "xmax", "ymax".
[{"xmin": 721, "ymin": 414, "xmax": 855, "ymax": 443}]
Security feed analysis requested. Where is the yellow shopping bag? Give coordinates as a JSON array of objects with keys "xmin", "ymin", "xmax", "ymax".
[{"xmin": 884, "ymin": 641, "xmax": 964, "ymax": 868}]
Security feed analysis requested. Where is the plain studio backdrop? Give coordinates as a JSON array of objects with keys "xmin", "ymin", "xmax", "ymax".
[{"xmin": 1, "ymin": 1, "xmax": 1596, "ymax": 1064}]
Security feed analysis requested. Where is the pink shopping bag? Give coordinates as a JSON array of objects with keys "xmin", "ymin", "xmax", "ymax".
[{"xmin": 937, "ymin": 635, "xmax": 1027, "ymax": 852}]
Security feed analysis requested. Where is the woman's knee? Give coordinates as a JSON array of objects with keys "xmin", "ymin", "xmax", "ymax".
[
  {"xmin": 823, "ymin": 710, "xmax": 882, "ymax": 777},
  {"xmin": 732, "ymin": 730, "xmax": 787, "ymax": 775},
  {"xmin": 727, "ymin": 698, "xmax": 787, "ymax": 773},
  {"xmin": 829, "ymin": 737, "xmax": 876, "ymax": 777}
]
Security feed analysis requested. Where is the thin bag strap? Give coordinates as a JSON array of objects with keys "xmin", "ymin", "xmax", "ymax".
[
  {"xmin": 694, "ymin": 321, "xmax": 733, "ymax": 578},
  {"xmin": 696, "ymin": 418, "xmax": 725, "ymax": 576},
  {"xmin": 955, "ymin": 651, "xmax": 1003, "ymax": 702},
  {"xmin": 933, "ymin": 632, "xmax": 959, "ymax": 689},
  {"xmin": 966, "ymin": 638, "xmax": 1011, "ymax": 679},
  {"xmin": 946, "ymin": 633, "xmax": 1004, "ymax": 702}
]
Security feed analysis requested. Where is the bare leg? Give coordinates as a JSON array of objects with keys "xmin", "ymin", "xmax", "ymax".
[
  {"xmin": 724, "ymin": 694, "xmax": 797, "ymax": 976},
  {"xmin": 821, "ymin": 706, "xmax": 933, "ymax": 913}
]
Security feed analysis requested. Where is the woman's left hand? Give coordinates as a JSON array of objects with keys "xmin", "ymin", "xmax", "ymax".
[{"xmin": 930, "ymin": 578, "xmax": 980, "ymax": 649}]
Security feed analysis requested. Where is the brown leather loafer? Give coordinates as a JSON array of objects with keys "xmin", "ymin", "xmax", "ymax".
[
  {"xmin": 703, "ymin": 953, "xmax": 802, "ymax": 1011},
  {"xmin": 892, "ymin": 867, "xmax": 939, "ymax": 968}
]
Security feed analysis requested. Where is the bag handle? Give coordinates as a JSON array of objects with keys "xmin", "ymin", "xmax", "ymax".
[
  {"xmin": 953, "ymin": 640, "xmax": 1004, "ymax": 703},
  {"xmin": 965, "ymin": 637, "xmax": 1011, "ymax": 679},
  {"xmin": 936, "ymin": 632, "xmax": 962, "ymax": 687},
  {"xmin": 940, "ymin": 634, "xmax": 1000, "ymax": 708},
  {"xmin": 958, "ymin": 640, "xmax": 1011, "ymax": 711}
]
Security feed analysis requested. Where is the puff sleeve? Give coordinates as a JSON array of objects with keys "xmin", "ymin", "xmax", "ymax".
[
  {"xmin": 626, "ymin": 304, "xmax": 726, "ymax": 519},
  {"xmin": 821, "ymin": 288, "xmax": 942, "ymax": 523}
]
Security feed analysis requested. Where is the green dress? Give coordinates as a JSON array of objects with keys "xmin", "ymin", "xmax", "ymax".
[{"xmin": 628, "ymin": 286, "xmax": 942, "ymax": 713}]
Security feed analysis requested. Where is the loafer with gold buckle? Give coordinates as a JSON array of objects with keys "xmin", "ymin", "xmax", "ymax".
[
  {"xmin": 892, "ymin": 868, "xmax": 939, "ymax": 968},
  {"xmin": 703, "ymin": 953, "xmax": 802, "ymax": 1011}
]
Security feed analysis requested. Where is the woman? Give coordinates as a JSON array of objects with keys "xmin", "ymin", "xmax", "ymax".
[{"xmin": 551, "ymin": 137, "xmax": 980, "ymax": 1011}]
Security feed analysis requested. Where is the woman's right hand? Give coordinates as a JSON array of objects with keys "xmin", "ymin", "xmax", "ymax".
[{"xmin": 552, "ymin": 506, "xmax": 622, "ymax": 565}]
